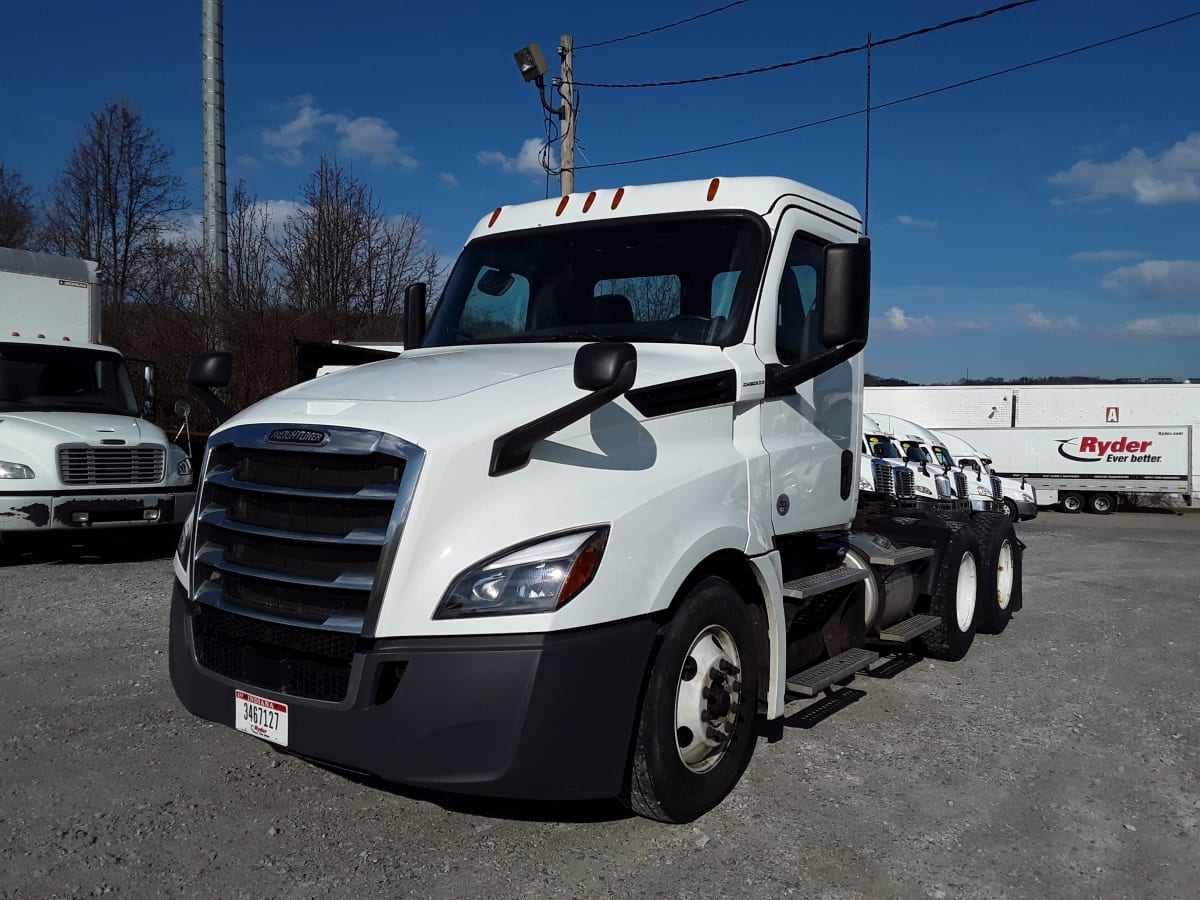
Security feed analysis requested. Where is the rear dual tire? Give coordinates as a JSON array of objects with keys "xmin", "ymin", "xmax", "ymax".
[
  {"xmin": 915, "ymin": 523, "xmax": 980, "ymax": 662},
  {"xmin": 972, "ymin": 512, "xmax": 1021, "ymax": 634}
]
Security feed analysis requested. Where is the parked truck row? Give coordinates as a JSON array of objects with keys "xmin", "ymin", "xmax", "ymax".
[{"xmin": 167, "ymin": 177, "xmax": 1025, "ymax": 822}]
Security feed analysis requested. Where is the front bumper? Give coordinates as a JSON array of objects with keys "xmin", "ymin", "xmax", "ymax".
[
  {"xmin": 168, "ymin": 581, "xmax": 660, "ymax": 800},
  {"xmin": 0, "ymin": 488, "xmax": 194, "ymax": 532},
  {"xmin": 1014, "ymin": 499, "xmax": 1038, "ymax": 521}
]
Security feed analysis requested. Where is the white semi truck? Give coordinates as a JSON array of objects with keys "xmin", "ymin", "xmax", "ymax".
[
  {"xmin": 866, "ymin": 384, "xmax": 1200, "ymax": 511},
  {"xmin": 0, "ymin": 248, "xmax": 194, "ymax": 542},
  {"xmin": 169, "ymin": 177, "xmax": 1023, "ymax": 822},
  {"xmin": 931, "ymin": 430, "xmax": 1038, "ymax": 521}
]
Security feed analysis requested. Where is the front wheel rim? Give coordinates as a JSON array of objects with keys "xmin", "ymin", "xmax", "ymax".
[
  {"xmin": 955, "ymin": 552, "xmax": 978, "ymax": 632},
  {"xmin": 674, "ymin": 625, "xmax": 743, "ymax": 774},
  {"xmin": 995, "ymin": 540, "xmax": 1014, "ymax": 610}
]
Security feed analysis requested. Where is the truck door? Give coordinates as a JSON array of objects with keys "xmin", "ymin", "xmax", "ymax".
[{"xmin": 757, "ymin": 214, "xmax": 861, "ymax": 534}]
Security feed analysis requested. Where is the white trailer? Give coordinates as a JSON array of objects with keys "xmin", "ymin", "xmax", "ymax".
[
  {"xmin": 0, "ymin": 248, "xmax": 195, "ymax": 539},
  {"xmin": 866, "ymin": 384, "xmax": 1200, "ymax": 512}
]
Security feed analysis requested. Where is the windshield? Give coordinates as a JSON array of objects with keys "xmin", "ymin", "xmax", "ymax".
[
  {"xmin": 866, "ymin": 435, "xmax": 901, "ymax": 459},
  {"xmin": 0, "ymin": 342, "xmax": 139, "ymax": 417},
  {"xmin": 425, "ymin": 214, "xmax": 766, "ymax": 348},
  {"xmin": 899, "ymin": 440, "xmax": 931, "ymax": 464},
  {"xmin": 932, "ymin": 445, "xmax": 955, "ymax": 467}
]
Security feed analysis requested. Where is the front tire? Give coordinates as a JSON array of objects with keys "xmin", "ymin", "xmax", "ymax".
[
  {"xmin": 1003, "ymin": 499, "xmax": 1019, "ymax": 522},
  {"xmin": 621, "ymin": 576, "xmax": 759, "ymax": 823},
  {"xmin": 915, "ymin": 523, "xmax": 981, "ymax": 661}
]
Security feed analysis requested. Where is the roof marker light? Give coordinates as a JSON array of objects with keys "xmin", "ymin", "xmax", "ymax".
[
  {"xmin": 556, "ymin": 195, "xmax": 570, "ymax": 216},
  {"xmin": 37, "ymin": 333, "xmax": 46, "ymax": 339},
  {"xmin": 707, "ymin": 178, "xmax": 720, "ymax": 201},
  {"xmin": 611, "ymin": 188, "xmax": 625, "ymax": 210},
  {"xmin": 583, "ymin": 191, "xmax": 596, "ymax": 213},
  {"xmin": 488, "ymin": 207, "xmax": 503, "ymax": 228}
]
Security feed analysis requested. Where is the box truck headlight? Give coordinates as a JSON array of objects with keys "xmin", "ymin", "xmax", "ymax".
[
  {"xmin": 176, "ymin": 459, "xmax": 192, "ymax": 477},
  {"xmin": 0, "ymin": 460, "xmax": 35, "ymax": 479},
  {"xmin": 435, "ymin": 528, "xmax": 609, "ymax": 619}
]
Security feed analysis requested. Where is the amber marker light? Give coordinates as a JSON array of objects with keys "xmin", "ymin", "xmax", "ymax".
[
  {"xmin": 583, "ymin": 191, "xmax": 597, "ymax": 213},
  {"xmin": 556, "ymin": 195, "xmax": 570, "ymax": 216},
  {"xmin": 558, "ymin": 530, "xmax": 609, "ymax": 608},
  {"xmin": 611, "ymin": 187, "xmax": 625, "ymax": 209},
  {"xmin": 707, "ymin": 178, "xmax": 721, "ymax": 201},
  {"xmin": 488, "ymin": 208, "xmax": 503, "ymax": 228}
]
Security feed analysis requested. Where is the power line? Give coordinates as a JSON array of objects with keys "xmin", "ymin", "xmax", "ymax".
[
  {"xmin": 575, "ymin": 0, "xmax": 1038, "ymax": 88},
  {"xmin": 577, "ymin": 10, "xmax": 1200, "ymax": 170},
  {"xmin": 575, "ymin": 1, "xmax": 754, "ymax": 51}
]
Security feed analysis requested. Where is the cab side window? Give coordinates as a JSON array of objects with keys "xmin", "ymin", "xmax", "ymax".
[{"xmin": 775, "ymin": 234, "xmax": 824, "ymax": 365}]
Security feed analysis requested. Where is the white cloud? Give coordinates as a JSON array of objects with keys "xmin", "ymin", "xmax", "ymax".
[
  {"xmin": 1068, "ymin": 249, "xmax": 1144, "ymax": 263},
  {"xmin": 261, "ymin": 97, "xmax": 417, "ymax": 168},
  {"xmin": 896, "ymin": 214, "xmax": 937, "ymax": 229},
  {"xmin": 438, "ymin": 171, "xmax": 459, "ymax": 188},
  {"xmin": 1123, "ymin": 313, "xmax": 1200, "ymax": 337},
  {"xmin": 477, "ymin": 138, "xmax": 556, "ymax": 177},
  {"xmin": 1101, "ymin": 260, "xmax": 1200, "ymax": 300},
  {"xmin": 1014, "ymin": 303, "xmax": 1080, "ymax": 332},
  {"xmin": 873, "ymin": 306, "xmax": 989, "ymax": 337},
  {"xmin": 1049, "ymin": 133, "xmax": 1200, "ymax": 205}
]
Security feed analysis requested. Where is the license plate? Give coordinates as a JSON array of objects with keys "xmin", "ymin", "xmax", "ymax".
[{"xmin": 234, "ymin": 690, "xmax": 288, "ymax": 746}]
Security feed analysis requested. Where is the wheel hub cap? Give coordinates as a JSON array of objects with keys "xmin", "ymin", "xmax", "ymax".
[{"xmin": 675, "ymin": 626, "xmax": 743, "ymax": 773}]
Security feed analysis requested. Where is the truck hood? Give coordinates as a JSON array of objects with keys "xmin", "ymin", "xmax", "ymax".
[
  {"xmin": 231, "ymin": 343, "xmax": 733, "ymax": 450},
  {"xmin": 0, "ymin": 412, "xmax": 159, "ymax": 447}
]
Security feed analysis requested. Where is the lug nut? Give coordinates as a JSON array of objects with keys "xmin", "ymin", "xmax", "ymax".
[
  {"xmin": 706, "ymin": 726, "xmax": 724, "ymax": 742},
  {"xmin": 719, "ymin": 660, "xmax": 740, "ymax": 676},
  {"xmin": 700, "ymin": 710, "xmax": 710, "ymax": 722}
]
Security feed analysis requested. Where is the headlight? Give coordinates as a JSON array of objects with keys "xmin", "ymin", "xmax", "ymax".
[
  {"xmin": 435, "ymin": 528, "xmax": 609, "ymax": 619},
  {"xmin": 859, "ymin": 477, "xmax": 872, "ymax": 491},
  {"xmin": 175, "ymin": 510, "xmax": 195, "ymax": 571},
  {"xmin": 915, "ymin": 484, "xmax": 932, "ymax": 495},
  {"xmin": 176, "ymin": 458, "xmax": 192, "ymax": 477},
  {"xmin": 0, "ymin": 460, "xmax": 35, "ymax": 479},
  {"xmin": 1022, "ymin": 493, "xmax": 1034, "ymax": 502}
]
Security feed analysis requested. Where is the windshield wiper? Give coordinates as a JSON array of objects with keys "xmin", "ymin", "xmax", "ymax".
[{"xmin": 544, "ymin": 331, "xmax": 616, "ymax": 343}]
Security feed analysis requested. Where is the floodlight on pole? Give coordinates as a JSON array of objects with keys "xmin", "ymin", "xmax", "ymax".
[{"xmin": 514, "ymin": 44, "xmax": 549, "ymax": 82}]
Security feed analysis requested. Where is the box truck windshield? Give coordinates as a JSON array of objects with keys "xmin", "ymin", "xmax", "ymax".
[{"xmin": 0, "ymin": 342, "xmax": 139, "ymax": 418}]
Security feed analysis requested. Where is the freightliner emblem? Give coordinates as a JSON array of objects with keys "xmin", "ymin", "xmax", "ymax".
[{"xmin": 268, "ymin": 428, "xmax": 329, "ymax": 445}]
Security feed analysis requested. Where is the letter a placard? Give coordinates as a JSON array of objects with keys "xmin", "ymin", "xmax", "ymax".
[{"xmin": 1105, "ymin": 406, "xmax": 1119, "ymax": 423}]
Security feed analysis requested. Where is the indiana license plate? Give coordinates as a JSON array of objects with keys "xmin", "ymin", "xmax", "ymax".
[{"xmin": 234, "ymin": 690, "xmax": 288, "ymax": 746}]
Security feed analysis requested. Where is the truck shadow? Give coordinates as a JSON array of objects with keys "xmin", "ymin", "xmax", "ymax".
[{"xmin": 0, "ymin": 528, "xmax": 181, "ymax": 567}]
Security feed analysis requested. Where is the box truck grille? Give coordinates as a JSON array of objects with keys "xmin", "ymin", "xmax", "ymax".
[
  {"xmin": 990, "ymin": 475, "xmax": 1003, "ymax": 501},
  {"xmin": 187, "ymin": 425, "xmax": 423, "ymax": 699},
  {"xmin": 893, "ymin": 467, "xmax": 916, "ymax": 499},
  {"xmin": 871, "ymin": 459, "xmax": 894, "ymax": 495},
  {"xmin": 58, "ymin": 446, "xmax": 165, "ymax": 485}
]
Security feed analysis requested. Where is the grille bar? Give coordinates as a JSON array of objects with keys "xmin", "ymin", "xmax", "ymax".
[
  {"xmin": 58, "ymin": 446, "xmax": 165, "ymax": 485},
  {"xmin": 199, "ymin": 506, "xmax": 389, "ymax": 546},
  {"xmin": 196, "ymin": 547, "xmax": 377, "ymax": 592},
  {"xmin": 204, "ymin": 469, "xmax": 398, "ymax": 501}
]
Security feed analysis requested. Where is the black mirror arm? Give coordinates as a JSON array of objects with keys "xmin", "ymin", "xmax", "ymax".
[
  {"xmin": 763, "ymin": 335, "xmax": 866, "ymax": 398},
  {"xmin": 489, "ymin": 360, "xmax": 636, "ymax": 477},
  {"xmin": 189, "ymin": 386, "xmax": 235, "ymax": 426}
]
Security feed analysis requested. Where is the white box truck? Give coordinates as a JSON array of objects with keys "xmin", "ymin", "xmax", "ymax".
[
  {"xmin": 0, "ymin": 248, "xmax": 195, "ymax": 540},
  {"xmin": 169, "ymin": 177, "xmax": 1024, "ymax": 822},
  {"xmin": 866, "ymin": 384, "xmax": 1200, "ymax": 512}
]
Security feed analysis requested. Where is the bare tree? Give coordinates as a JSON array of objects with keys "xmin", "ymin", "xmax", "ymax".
[
  {"xmin": 228, "ymin": 180, "xmax": 278, "ymax": 317},
  {"xmin": 276, "ymin": 155, "xmax": 441, "ymax": 340},
  {"xmin": 41, "ymin": 100, "xmax": 187, "ymax": 307},
  {"xmin": 0, "ymin": 164, "xmax": 37, "ymax": 250}
]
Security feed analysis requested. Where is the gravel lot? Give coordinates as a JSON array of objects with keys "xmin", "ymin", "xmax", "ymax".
[{"xmin": 2, "ymin": 512, "xmax": 1198, "ymax": 899}]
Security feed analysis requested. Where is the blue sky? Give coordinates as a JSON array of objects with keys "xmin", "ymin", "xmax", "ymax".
[{"xmin": 2, "ymin": 0, "xmax": 1198, "ymax": 382}]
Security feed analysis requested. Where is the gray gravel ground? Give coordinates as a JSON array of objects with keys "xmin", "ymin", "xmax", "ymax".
[{"xmin": 2, "ymin": 512, "xmax": 1198, "ymax": 899}]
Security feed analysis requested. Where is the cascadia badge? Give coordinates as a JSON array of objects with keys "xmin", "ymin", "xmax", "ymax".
[{"xmin": 268, "ymin": 428, "xmax": 329, "ymax": 445}]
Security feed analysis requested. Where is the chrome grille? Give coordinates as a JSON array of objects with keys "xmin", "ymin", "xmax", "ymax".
[
  {"xmin": 58, "ymin": 446, "xmax": 165, "ymax": 485},
  {"xmin": 990, "ymin": 475, "xmax": 1003, "ymax": 501},
  {"xmin": 188, "ymin": 424, "xmax": 423, "ymax": 701},
  {"xmin": 893, "ymin": 466, "xmax": 916, "ymax": 499},
  {"xmin": 871, "ymin": 459, "xmax": 894, "ymax": 495},
  {"xmin": 953, "ymin": 471, "xmax": 969, "ymax": 500}
]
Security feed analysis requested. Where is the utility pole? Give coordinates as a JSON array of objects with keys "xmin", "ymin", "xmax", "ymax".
[
  {"xmin": 864, "ymin": 30, "xmax": 872, "ymax": 236},
  {"xmin": 201, "ymin": 0, "xmax": 230, "ymax": 352},
  {"xmin": 558, "ymin": 34, "xmax": 576, "ymax": 196}
]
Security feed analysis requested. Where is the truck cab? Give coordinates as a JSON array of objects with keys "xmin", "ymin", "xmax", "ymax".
[
  {"xmin": 171, "ymin": 177, "xmax": 1020, "ymax": 822},
  {"xmin": 933, "ymin": 430, "xmax": 1037, "ymax": 521},
  {"xmin": 0, "ymin": 249, "xmax": 194, "ymax": 539}
]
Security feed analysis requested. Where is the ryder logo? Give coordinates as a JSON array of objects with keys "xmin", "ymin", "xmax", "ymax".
[{"xmin": 1058, "ymin": 436, "xmax": 1161, "ymax": 464}]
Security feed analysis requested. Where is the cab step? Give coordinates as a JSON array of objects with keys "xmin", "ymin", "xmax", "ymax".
[
  {"xmin": 781, "ymin": 567, "xmax": 868, "ymax": 600},
  {"xmin": 868, "ymin": 545, "xmax": 935, "ymax": 567},
  {"xmin": 786, "ymin": 648, "xmax": 879, "ymax": 697},
  {"xmin": 876, "ymin": 614, "xmax": 941, "ymax": 643}
]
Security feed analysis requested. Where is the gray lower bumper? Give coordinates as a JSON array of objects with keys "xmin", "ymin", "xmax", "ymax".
[{"xmin": 0, "ymin": 490, "xmax": 194, "ymax": 531}]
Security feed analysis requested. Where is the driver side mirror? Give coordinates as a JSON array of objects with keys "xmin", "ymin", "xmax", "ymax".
[
  {"xmin": 819, "ymin": 239, "xmax": 871, "ymax": 349},
  {"xmin": 186, "ymin": 352, "xmax": 235, "ymax": 425}
]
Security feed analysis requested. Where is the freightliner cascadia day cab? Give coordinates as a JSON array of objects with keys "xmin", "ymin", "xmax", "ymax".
[
  {"xmin": 170, "ymin": 178, "xmax": 1024, "ymax": 822},
  {"xmin": 0, "ymin": 248, "xmax": 194, "ymax": 542},
  {"xmin": 932, "ymin": 430, "xmax": 1037, "ymax": 522}
]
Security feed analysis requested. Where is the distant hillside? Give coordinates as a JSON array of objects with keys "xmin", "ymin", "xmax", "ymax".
[{"xmin": 865, "ymin": 373, "xmax": 918, "ymax": 387}]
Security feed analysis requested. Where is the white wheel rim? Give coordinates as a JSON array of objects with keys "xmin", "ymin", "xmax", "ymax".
[
  {"xmin": 955, "ymin": 551, "xmax": 977, "ymax": 632},
  {"xmin": 674, "ymin": 625, "xmax": 743, "ymax": 774},
  {"xmin": 1094, "ymin": 496, "xmax": 1111, "ymax": 512},
  {"xmin": 995, "ymin": 540, "xmax": 1014, "ymax": 611},
  {"xmin": 1064, "ymin": 496, "xmax": 1081, "ymax": 511}
]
